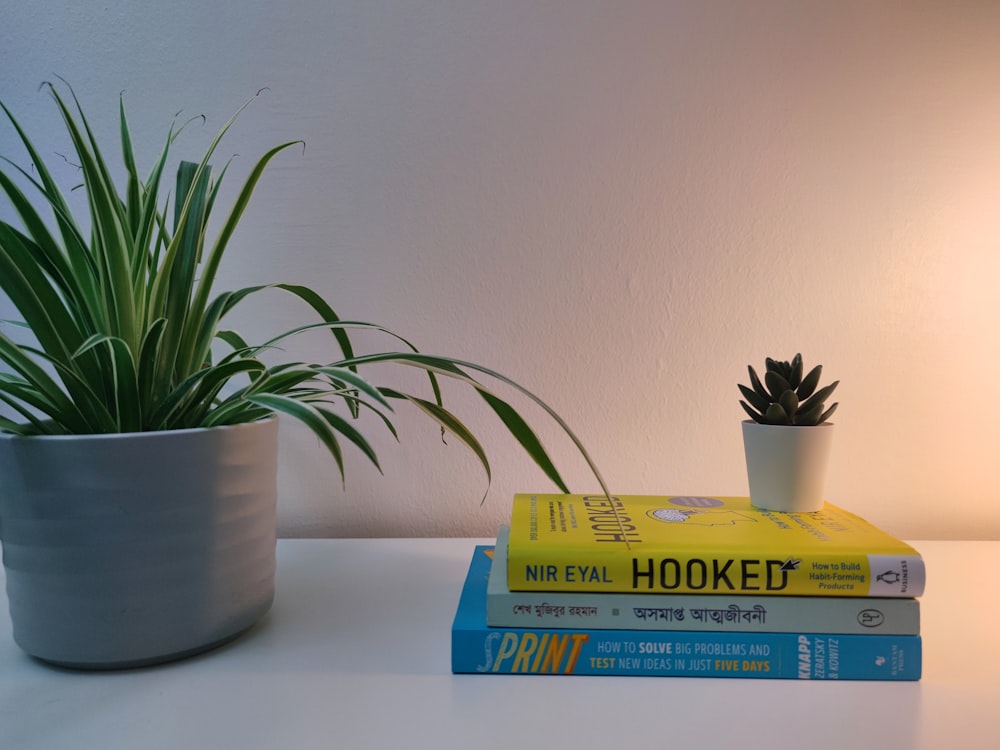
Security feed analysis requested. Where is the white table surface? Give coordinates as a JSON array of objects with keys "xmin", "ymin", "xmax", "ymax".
[{"xmin": 0, "ymin": 538, "xmax": 995, "ymax": 750}]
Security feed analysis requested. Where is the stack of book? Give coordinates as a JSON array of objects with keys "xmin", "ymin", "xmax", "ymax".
[{"xmin": 452, "ymin": 494, "xmax": 924, "ymax": 680}]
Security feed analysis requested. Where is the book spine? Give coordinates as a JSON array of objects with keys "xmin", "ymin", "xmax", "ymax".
[
  {"xmin": 506, "ymin": 550, "xmax": 925, "ymax": 597},
  {"xmin": 486, "ymin": 592, "xmax": 920, "ymax": 634},
  {"xmin": 452, "ymin": 627, "xmax": 921, "ymax": 680}
]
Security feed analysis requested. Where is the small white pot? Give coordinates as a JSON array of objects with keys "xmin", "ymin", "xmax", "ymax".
[{"xmin": 741, "ymin": 420, "xmax": 834, "ymax": 513}]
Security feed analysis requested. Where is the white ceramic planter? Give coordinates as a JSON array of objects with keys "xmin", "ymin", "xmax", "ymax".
[
  {"xmin": 741, "ymin": 420, "xmax": 834, "ymax": 513},
  {"xmin": 0, "ymin": 418, "xmax": 278, "ymax": 669}
]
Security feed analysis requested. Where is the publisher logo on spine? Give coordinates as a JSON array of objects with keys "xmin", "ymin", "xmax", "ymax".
[
  {"xmin": 868, "ymin": 554, "xmax": 923, "ymax": 596},
  {"xmin": 857, "ymin": 609, "xmax": 885, "ymax": 628}
]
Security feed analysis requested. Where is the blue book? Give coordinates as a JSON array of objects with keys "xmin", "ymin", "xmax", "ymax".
[{"xmin": 453, "ymin": 546, "xmax": 921, "ymax": 681}]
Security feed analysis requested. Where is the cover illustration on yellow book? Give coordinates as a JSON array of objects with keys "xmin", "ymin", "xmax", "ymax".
[{"xmin": 506, "ymin": 494, "xmax": 924, "ymax": 597}]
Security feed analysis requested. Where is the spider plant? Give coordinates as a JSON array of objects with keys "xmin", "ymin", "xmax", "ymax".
[{"xmin": 0, "ymin": 82, "xmax": 610, "ymax": 500}]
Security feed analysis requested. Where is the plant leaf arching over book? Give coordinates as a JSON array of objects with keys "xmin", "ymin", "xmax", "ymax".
[
  {"xmin": 0, "ymin": 82, "xmax": 614, "ymax": 507},
  {"xmin": 738, "ymin": 353, "xmax": 838, "ymax": 426}
]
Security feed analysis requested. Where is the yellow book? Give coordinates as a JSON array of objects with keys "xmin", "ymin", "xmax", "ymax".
[{"xmin": 506, "ymin": 494, "xmax": 924, "ymax": 597}]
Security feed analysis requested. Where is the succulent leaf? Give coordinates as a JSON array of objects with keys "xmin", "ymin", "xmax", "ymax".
[
  {"xmin": 739, "ymin": 400, "xmax": 765, "ymax": 423},
  {"xmin": 764, "ymin": 370, "xmax": 791, "ymax": 401},
  {"xmin": 778, "ymin": 389, "xmax": 798, "ymax": 417},
  {"xmin": 793, "ymin": 400, "xmax": 825, "ymax": 425},
  {"xmin": 764, "ymin": 402, "xmax": 790, "ymax": 424},
  {"xmin": 748, "ymin": 365, "xmax": 768, "ymax": 400},
  {"xmin": 797, "ymin": 364, "xmax": 822, "ymax": 400},
  {"xmin": 789, "ymin": 353, "xmax": 803, "ymax": 389},
  {"xmin": 767, "ymin": 358, "xmax": 787, "ymax": 383},
  {"xmin": 799, "ymin": 380, "xmax": 839, "ymax": 415},
  {"xmin": 739, "ymin": 383, "xmax": 770, "ymax": 413},
  {"xmin": 817, "ymin": 402, "xmax": 839, "ymax": 424}
]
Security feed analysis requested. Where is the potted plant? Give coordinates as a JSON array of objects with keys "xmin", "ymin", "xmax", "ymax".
[
  {"xmin": 0, "ymin": 83, "xmax": 611, "ymax": 669},
  {"xmin": 738, "ymin": 353, "xmax": 839, "ymax": 512}
]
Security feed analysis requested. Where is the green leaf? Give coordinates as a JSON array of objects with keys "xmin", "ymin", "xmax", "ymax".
[
  {"xmin": 738, "ymin": 383, "xmax": 770, "ymax": 413},
  {"xmin": 73, "ymin": 334, "xmax": 142, "ymax": 431},
  {"xmin": 183, "ymin": 140, "xmax": 303, "ymax": 363},
  {"xmin": 799, "ymin": 380, "xmax": 839, "ymax": 416},
  {"xmin": 739, "ymin": 400, "xmax": 764, "ymax": 422},
  {"xmin": 152, "ymin": 358, "xmax": 268, "ymax": 430},
  {"xmin": 185, "ymin": 287, "xmax": 270, "ymax": 373},
  {"xmin": 0, "ymin": 166, "xmax": 91, "ymax": 305},
  {"xmin": 246, "ymin": 393, "xmax": 346, "ymax": 483},
  {"xmin": 817, "ymin": 402, "xmax": 838, "ymax": 424},
  {"xmin": 382, "ymin": 387, "xmax": 492, "ymax": 500},
  {"xmin": 764, "ymin": 403, "xmax": 790, "ymax": 424},
  {"xmin": 793, "ymin": 400, "xmax": 825, "ymax": 426},
  {"xmin": 0, "ymin": 374, "xmax": 65, "ymax": 433},
  {"xmin": 153, "ymin": 160, "xmax": 212, "ymax": 385},
  {"xmin": 0, "ymin": 331, "xmax": 93, "ymax": 432},
  {"xmin": 0, "ymin": 412, "xmax": 35, "ymax": 434},
  {"xmin": 747, "ymin": 365, "xmax": 768, "ymax": 400},
  {"xmin": 248, "ymin": 315, "xmax": 445, "ymax": 411},
  {"xmin": 215, "ymin": 328, "xmax": 252, "ymax": 353},
  {"xmin": 316, "ymin": 366, "xmax": 394, "ymax": 411},
  {"xmin": 778, "ymin": 389, "xmax": 799, "ymax": 419},
  {"xmin": 479, "ymin": 389, "xmax": 568, "ymax": 494},
  {"xmin": 136, "ymin": 317, "xmax": 168, "ymax": 414},
  {"xmin": 119, "ymin": 93, "xmax": 143, "ymax": 239},
  {"xmin": 242, "ymin": 365, "xmax": 321, "ymax": 398},
  {"xmin": 764, "ymin": 370, "xmax": 791, "ymax": 401},
  {"xmin": 789, "ymin": 353, "xmax": 803, "ymax": 389},
  {"xmin": 16, "ymin": 343, "xmax": 119, "ymax": 432},
  {"xmin": 797, "ymin": 364, "xmax": 822, "ymax": 400},
  {"xmin": 0, "ymin": 222, "xmax": 90, "ymax": 370},
  {"xmin": 274, "ymin": 284, "xmax": 355, "ymax": 364},
  {"xmin": 338, "ymin": 351, "xmax": 611, "ymax": 499},
  {"xmin": 45, "ymin": 83, "xmax": 137, "ymax": 346},
  {"xmin": 315, "ymin": 406, "xmax": 383, "ymax": 474},
  {"xmin": 0, "ymin": 98, "xmax": 90, "ymax": 270}
]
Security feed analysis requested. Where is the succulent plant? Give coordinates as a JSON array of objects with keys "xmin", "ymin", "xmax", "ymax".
[{"xmin": 739, "ymin": 353, "xmax": 838, "ymax": 426}]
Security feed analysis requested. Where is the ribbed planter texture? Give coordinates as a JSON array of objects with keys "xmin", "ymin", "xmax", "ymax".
[
  {"xmin": 741, "ymin": 420, "xmax": 834, "ymax": 513},
  {"xmin": 0, "ymin": 417, "xmax": 278, "ymax": 669}
]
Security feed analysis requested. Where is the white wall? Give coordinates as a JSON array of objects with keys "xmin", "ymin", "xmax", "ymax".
[{"xmin": 2, "ymin": 1, "xmax": 999, "ymax": 540}]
